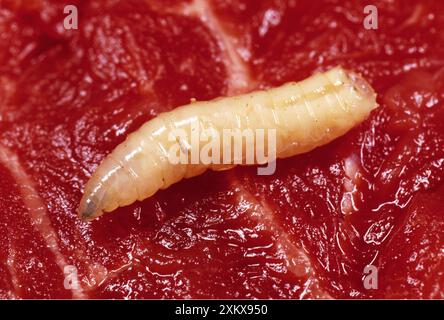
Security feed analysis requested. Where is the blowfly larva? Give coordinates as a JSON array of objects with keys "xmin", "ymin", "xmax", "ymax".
[{"xmin": 79, "ymin": 67, "xmax": 377, "ymax": 220}]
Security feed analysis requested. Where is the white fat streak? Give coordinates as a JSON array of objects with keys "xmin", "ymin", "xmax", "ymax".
[
  {"xmin": 0, "ymin": 76, "xmax": 16, "ymax": 122},
  {"xmin": 6, "ymin": 247, "xmax": 20, "ymax": 298},
  {"xmin": 0, "ymin": 145, "xmax": 86, "ymax": 299},
  {"xmin": 176, "ymin": 0, "xmax": 254, "ymax": 95},
  {"xmin": 398, "ymin": 3, "xmax": 425, "ymax": 30},
  {"xmin": 229, "ymin": 176, "xmax": 331, "ymax": 298},
  {"xmin": 341, "ymin": 154, "xmax": 360, "ymax": 216}
]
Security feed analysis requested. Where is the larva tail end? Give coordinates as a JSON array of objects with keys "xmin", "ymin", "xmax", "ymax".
[
  {"xmin": 346, "ymin": 70, "xmax": 378, "ymax": 109},
  {"xmin": 78, "ymin": 195, "xmax": 103, "ymax": 222}
]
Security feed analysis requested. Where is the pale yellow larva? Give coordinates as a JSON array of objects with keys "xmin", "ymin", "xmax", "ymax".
[{"xmin": 79, "ymin": 67, "xmax": 377, "ymax": 220}]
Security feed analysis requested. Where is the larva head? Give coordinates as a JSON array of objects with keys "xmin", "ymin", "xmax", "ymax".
[
  {"xmin": 78, "ymin": 185, "xmax": 104, "ymax": 221},
  {"xmin": 78, "ymin": 158, "xmax": 119, "ymax": 221},
  {"xmin": 78, "ymin": 153, "xmax": 139, "ymax": 221}
]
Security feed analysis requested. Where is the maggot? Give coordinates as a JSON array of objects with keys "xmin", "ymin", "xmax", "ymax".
[{"xmin": 79, "ymin": 67, "xmax": 377, "ymax": 220}]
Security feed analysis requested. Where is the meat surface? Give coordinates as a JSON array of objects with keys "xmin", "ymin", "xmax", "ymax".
[{"xmin": 0, "ymin": 0, "xmax": 443, "ymax": 299}]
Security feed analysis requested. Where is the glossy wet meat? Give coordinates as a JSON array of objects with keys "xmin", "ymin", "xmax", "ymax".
[{"xmin": 0, "ymin": 0, "xmax": 443, "ymax": 298}]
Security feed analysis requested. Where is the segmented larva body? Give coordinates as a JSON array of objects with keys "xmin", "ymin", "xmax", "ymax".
[{"xmin": 79, "ymin": 67, "xmax": 377, "ymax": 220}]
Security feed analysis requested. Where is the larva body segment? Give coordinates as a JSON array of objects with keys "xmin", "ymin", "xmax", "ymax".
[{"xmin": 79, "ymin": 67, "xmax": 377, "ymax": 220}]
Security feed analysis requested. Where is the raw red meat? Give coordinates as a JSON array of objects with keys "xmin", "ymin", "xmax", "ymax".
[{"xmin": 0, "ymin": 0, "xmax": 443, "ymax": 299}]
